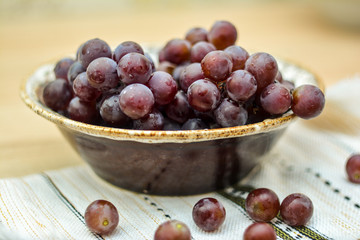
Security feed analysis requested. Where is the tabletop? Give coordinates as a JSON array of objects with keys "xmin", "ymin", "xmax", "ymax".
[{"xmin": 1, "ymin": 0, "xmax": 360, "ymax": 178}]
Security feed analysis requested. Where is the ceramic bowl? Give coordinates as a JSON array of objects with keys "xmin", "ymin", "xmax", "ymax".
[{"xmin": 20, "ymin": 59, "xmax": 322, "ymax": 196}]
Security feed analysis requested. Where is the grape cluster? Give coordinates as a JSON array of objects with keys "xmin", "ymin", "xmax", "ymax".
[{"xmin": 42, "ymin": 20, "xmax": 325, "ymax": 131}]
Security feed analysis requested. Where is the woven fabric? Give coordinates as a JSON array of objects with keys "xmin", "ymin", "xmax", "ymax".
[{"xmin": 1, "ymin": 77, "xmax": 359, "ymax": 240}]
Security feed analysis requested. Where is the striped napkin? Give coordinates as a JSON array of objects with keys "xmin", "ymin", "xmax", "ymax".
[{"xmin": 1, "ymin": 76, "xmax": 359, "ymax": 240}]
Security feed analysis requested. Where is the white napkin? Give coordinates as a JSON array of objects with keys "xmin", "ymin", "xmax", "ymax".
[{"xmin": 1, "ymin": 76, "xmax": 359, "ymax": 240}]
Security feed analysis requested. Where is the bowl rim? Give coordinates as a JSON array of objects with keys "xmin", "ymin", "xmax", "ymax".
[{"xmin": 20, "ymin": 60, "xmax": 322, "ymax": 143}]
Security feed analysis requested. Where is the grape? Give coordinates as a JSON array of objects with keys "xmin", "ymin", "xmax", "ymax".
[
  {"xmin": 245, "ymin": 188, "xmax": 280, "ymax": 222},
  {"xmin": 67, "ymin": 97, "xmax": 98, "ymax": 123},
  {"xmin": 346, "ymin": 154, "xmax": 360, "ymax": 183},
  {"xmin": 185, "ymin": 27, "xmax": 208, "ymax": 45},
  {"xmin": 243, "ymin": 223, "xmax": 277, "ymax": 240},
  {"xmin": 43, "ymin": 78, "xmax": 72, "ymax": 111},
  {"xmin": 281, "ymin": 80, "xmax": 295, "ymax": 92},
  {"xmin": 154, "ymin": 220, "xmax": 191, "ymax": 240},
  {"xmin": 119, "ymin": 83, "xmax": 154, "ymax": 119},
  {"xmin": 245, "ymin": 52, "xmax": 278, "ymax": 94},
  {"xmin": 157, "ymin": 61, "xmax": 176, "ymax": 75},
  {"xmin": 201, "ymin": 50, "xmax": 233, "ymax": 82},
  {"xmin": 172, "ymin": 65, "xmax": 187, "ymax": 83},
  {"xmin": 214, "ymin": 98, "xmax": 248, "ymax": 127},
  {"xmin": 208, "ymin": 20, "xmax": 237, "ymax": 50},
  {"xmin": 226, "ymin": 70, "xmax": 257, "ymax": 102},
  {"xmin": 112, "ymin": 41, "xmax": 144, "ymax": 63},
  {"xmin": 194, "ymin": 110, "xmax": 215, "ymax": 124},
  {"xmin": 179, "ymin": 63, "xmax": 205, "ymax": 92},
  {"xmin": 147, "ymin": 71, "xmax": 178, "ymax": 105},
  {"xmin": 86, "ymin": 57, "xmax": 120, "ymax": 92},
  {"xmin": 117, "ymin": 52, "xmax": 153, "ymax": 85},
  {"xmin": 158, "ymin": 47, "xmax": 166, "ymax": 63},
  {"xmin": 163, "ymin": 118, "xmax": 181, "ymax": 130},
  {"xmin": 163, "ymin": 39, "xmax": 191, "ymax": 65},
  {"xmin": 73, "ymin": 72, "xmax": 102, "ymax": 102},
  {"xmin": 54, "ymin": 58, "xmax": 75, "ymax": 81},
  {"xmin": 260, "ymin": 83, "xmax": 292, "ymax": 115},
  {"xmin": 192, "ymin": 197, "xmax": 226, "ymax": 232},
  {"xmin": 165, "ymin": 90, "xmax": 193, "ymax": 124},
  {"xmin": 181, "ymin": 118, "xmax": 208, "ymax": 130},
  {"xmin": 190, "ymin": 41, "xmax": 216, "ymax": 63},
  {"xmin": 187, "ymin": 79, "xmax": 221, "ymax": 112},
  {"xmin": 100, "ymin": 94, "xmax": 131, "ymax": 127},
  {"xmin": 67, "ymin": 61, "xmax": 86, "ymax": 85},
  {"xmin": 291, "ymin": 84, "xmax": 325, "ymax": 119},
  {"xmin": 224, "ymin": 45, "xmax": 249, "ymax": 71},
  {"xmin": 84, "ymin": 200, "xmax": 119, "ymax": 235},
  {"xmin": 133, "ymin": 109, "xmax": 165, "ymax": 130},
  {"xmin": 280, "ymin": 193, "xmax": 314, "ymax": 226},
  {"xmin": 78, "ymin": 38, "xmax": 112, "ymax": 68}
]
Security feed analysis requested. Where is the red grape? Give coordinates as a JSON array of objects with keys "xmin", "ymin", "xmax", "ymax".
[
  {"xmin": 201, "ymin": 50, "xmax": 233, "ymax": 82},
  {"xmin": 43, "ymin": 78, "xmax": 72, "ymax": 111},
  {"xmin": 117, "ymin": 52, "xmax": 153, "ymax": 85},
  {"xmin": 147, "ymin": 71, "xmax": 178, "ymax": 105},
  {"xmin": 226, "ymin": 70, "xmax": 257, "ymax": 102},
  {"xmin": 224, "ymin": 45, "xmax": 249, "ymax": 71},
  {"xmin": 163, "ymin": 39, "xmax": 191, "ymax": 65},
  {"xmin": 280, "ymin": 193, "xmax": 314, "ymax": 226},
  {"xmin": 67, "ymin": 61, "xmax": 86, "ymax": 85},
  {"xmin": 243, "ymin": 222, "xmax": 277, "ymax": 240},
  {"xmin": 179, "ymin": 63, "xmax": 205, "ymax": 92},
  {"xmin": 157, "ymin": 61, "xmax": 176, "ymax": 75},
  {"xmin": 260, "ymin": 83, "xmax": 292, "ymax": 115},
  {"xmin": 119, "ymin": 83, "xmax": 154, "ymax": 119},
  {"xmin": 181, "ymin": 118, "xmax": 208, "ymax": 130},
  {"xmin": 85, "ymin": 200, "xmax": 119, "ymax": 235},
  {"xmin": 78, "ymin": 38, "xmax": 112, "ymax": 68},
  {"xmin": 73, "ymin": 72, "xmax": 102, "ymax": 102},
  {"xmin": 154, "ymin": 220, "xmax": 191, "ymax": 240},
  {"xmin": 165, "ymin": 90, "xmax": 194, "ymax": 124},
  {"xmin": 346, "ymin": 154, "xmax": 360, "ymax": 183},
  {"xmin": 99, "ymin": 94, "xmax": 131, "ymax": 127},
  {"xmin": 187, "ymin": 79, "xmax": 221, "ymax": 112},
  {"xmin": 190, "ymin": 41, "xmax": 216, "ymax": 63},
  {"xmin": 208, "ymin": 20, "xmax": 237, "ymax": 50},
  {"xmin": 291, "ymin": 84, "xmax": 325, "ymax": 119},
  {"xmin": 214, "ymin": 98, "xmax": 248, "ymax": 127},
  {"xmin": 54, "ymin": 58, "xmax": 75, "ymax": 81},
  {"xmin": 133, "ymin": 109, "xmax": 165, "ymax": 130},
  {"xmin": 245, "ymin": 188, "xmax": 280, "ymax": 222},
  {"xmin": 112, "ymin": 41, "xmax": 144, "ymax": 63},
  {"xmin": 67, "ymin": 97, "xmax": 97, "ymax": 123},
  {"xmin": 185, "ymin": 27, "xmax": 208, "ymax": 45},
  {"xmin": 192, "ymin": 197, "xmax": 226, "ymax": 232}
]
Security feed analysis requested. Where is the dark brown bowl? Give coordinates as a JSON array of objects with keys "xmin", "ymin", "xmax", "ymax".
[{"xmin": 20, "ymin": 59, "xmax": 322, "ymax": 195}]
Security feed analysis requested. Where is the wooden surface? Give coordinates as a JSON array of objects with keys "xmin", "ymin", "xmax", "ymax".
[{"xmin": 0, "ymin": 1, "xmax": 359, "ymax": 178}]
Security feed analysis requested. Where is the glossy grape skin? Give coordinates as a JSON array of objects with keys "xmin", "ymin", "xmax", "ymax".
[
  {"xmin": 224, "ymin": 45, "xmax": 249, "ymax": 71},
  {"xmin": 119, "ymin": 83, "xmax": 154, "ymax": 119},
  {"xmin": 154, "ymin": 220, "xmax": 191, "ymax": 240},
  {"xmin": 260, "ymin": 83, "xmax": 292, "ymax": 115},
  {"xmin": 346, "ymin": 154, "xmax": 360, "ymax": 183},
  {"xmin": 78, "ymin": 38, "xmax": 112, "ymax": 68},
  {"xmin": 185, "ymin": 27, "xmax": 208, "ymax": 45},
  {"xmin": 179, "ymin": 63, "xmax": 205, "ymax": 92},
  {"xmin": 99, "ymin": 94, "xmax": 131, "ymax": 127},
  {"xmin": 245, "ymin": 52, "xmax": 278, "ymax": 94},
  {"xmin": 67, "ymin": 97, "xmax": 97, "ymax": 123},
  {"xmin": 187, "ymin": 79, "xmax": 221, "ymax": 112},
  {"xmin": 112, "ymin": 41, "xmax": 144, "ymax": 63},
  {"xmin": 73, "ymin": 72, "xmax": 102, "ymax": 102},
  {"xmin": 190, "ymin": 41, "xmax": 216, "ymax": 63},
  {"xmin": 280, "ymin": 193, "xmax": 314, "ymax": 226},
  {"xmin": 84, "ymin": 200, "xmax": 119, "ymax": 235},
  {"xmin": 291, "ymin": 84, "xmax": 325, "ymax": 119},
  {"xmin": 117, "ymin": 52, "xmax": 153, "ymax": 85},
  {"xmin": 147, "ymin": 71, "xmax": 178, "ymax": 105},
  {"xmin": 54, "ymin": 58, "xmax": 75, "ymax": 81},
  {"xmin": 201, "ymin": 50, "xmax": 233, "ymax": 82},
  {"xmin": 43, "ymin": 78, "xmax": 72, "ymax": 111},
  {"xmin": 214, "ymin": 98, "xmax": 248, "ymax": 127},
  {"xmin": 243, "ymin": 223, "xmax": 277, "ymax": 240},
  {"xmin": 165, "ymin": 90, "xmax": 194, "ymax": 124},
  {"xmin": 133, "ymin": 109, "xmax": 165, "ymax": 130},
  {"xmin": 208, "ymin": 20, "xmax": 237, "ymax": 50},
  {"xmin": 86, "ymin": 57, "xmax": 120, "ymax": 92},
  {"xmin": 192, "ymin": 197, "xmax": 226, "ymax": 232},
  {"xmin": 157, "ymin": 61, "xmax": 176, "ymax": 75},
  {"xmin": 226, "ymin": 70, "xmax": 257, "ymax": 102},
  {"xmin": 181, "ymin": 118, "xmax": 208, "ymax": 130},
  {"xmin": 245, "ymin": 188, "xmax": 280, "ymax": 222},
  {"xmin": 67, "ymin": 61, "xmax": 86, "ymax": 85},
  {"xmin": 163, "ymin": 39, "xmax": 191, "ymax": 65},
  {"xmin": 172, "ymin": 65, "xmax": 187, "ymax": 83}
]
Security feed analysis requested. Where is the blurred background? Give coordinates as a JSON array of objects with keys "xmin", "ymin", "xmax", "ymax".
[{"xmin": 0, "ymin": 0, "xmax": 359, "ymax": 177}]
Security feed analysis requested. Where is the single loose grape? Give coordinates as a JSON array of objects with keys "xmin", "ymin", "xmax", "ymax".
[
  {"xmin": 245, "ymin": 188, "xmax": 280, "ymax": 222},
  {"xmin": 154, "ymin": 220, "xmax": 191, "ymax": 240},
  {"xmin": 192, "ymin": 197, "xmax": 226, "ymax": 232},
  {"xmin": 291, "ymin": 84, "xmax": 325, "ymax": 119},
  {"xmin": 280, "ymin": 193, "xmax": 314, "ymax": 226},
  {"xmin": 243, "ymin": 222, "xmax": 277, "ymax": 240},
  {"xmin": 346, "ymin": 154, "xmax": 360, "ymax": 183},
  {"xmin": 85, "ymin": 200, "xmax": 119, "ymax": 235}
]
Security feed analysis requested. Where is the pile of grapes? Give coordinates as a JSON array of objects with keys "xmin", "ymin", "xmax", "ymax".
[{"xmin": 42, "ymin": 20, "xmax": 325, "ymax": 131}]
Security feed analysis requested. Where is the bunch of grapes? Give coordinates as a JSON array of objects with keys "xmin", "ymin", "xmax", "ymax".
[{"xmin": 42, "ymin": 20, "xmax": 325, "ymax": 131}]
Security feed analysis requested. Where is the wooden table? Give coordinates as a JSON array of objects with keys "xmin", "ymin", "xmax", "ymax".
[{"xmin": 1, "ymin": 1, "xmax": 359, "ymax": 178}]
